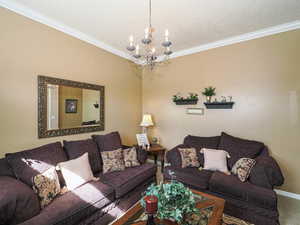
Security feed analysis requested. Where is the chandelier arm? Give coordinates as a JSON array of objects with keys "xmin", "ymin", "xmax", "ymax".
[{"xmin": 149, "ymin": 0, "xmax": 152, "ymax": 28}]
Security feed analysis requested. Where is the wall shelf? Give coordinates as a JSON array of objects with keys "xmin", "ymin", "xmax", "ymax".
[
  {"xmin": 174, "ymin": 99, "xmax": 198, "ymax": 105},
  {"xmin": 204, "ymin": 102, "xmax": 234, "ymax": 109}
]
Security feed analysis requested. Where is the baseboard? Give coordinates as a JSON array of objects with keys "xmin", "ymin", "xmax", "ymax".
[{"xmin": 275, "ymin": 189, "xmax": 300, "ymax": 200}]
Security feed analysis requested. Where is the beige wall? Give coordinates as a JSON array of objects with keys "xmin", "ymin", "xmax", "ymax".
[
  {"xmin": 143, "ymin": 30, "xmax": 300, "ymax": 194},
  {"xmin": 59, "ymin": 86, "xmax": 83, "ymax": 128},
  {"xmin": 0, "ymin": 7, "xmax": 142, "ymax": 157}
]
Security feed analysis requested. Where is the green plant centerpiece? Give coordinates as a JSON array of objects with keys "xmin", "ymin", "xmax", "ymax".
[
  {"xmin": 201, "ymin": 87, "xmax": 216, "ymax": 103},
  {"xmin": 141, "ymin": 181, "xmax": 199, "ymax": 224}
]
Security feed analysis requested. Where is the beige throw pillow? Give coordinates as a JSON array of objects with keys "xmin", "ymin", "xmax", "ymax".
[
  {"xmin": 32, "ymin": 167, "xmax": 61, "ymax": 208},
  {"xmin": 178, "ymin": 148, "xmax": 200, "ymax": 168},
  {"xmin": 200, "ymin": 148, "xmax": 230, "ymax": 174},
  {"xmin": 101, "ymin": 149, "xmax": 125, "ymax": 173},
  {"xmin": 123, "ymin": 147, "xmax": 140, "ymax": 168},
  {"xmin": 57, "ymin": 153, "xmax": 98, "ymax": 190}
]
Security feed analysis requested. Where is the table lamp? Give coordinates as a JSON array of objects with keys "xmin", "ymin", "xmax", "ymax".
[{"xmin": 140, "ymin": 114, "xmax": 154, "ymax": 134}]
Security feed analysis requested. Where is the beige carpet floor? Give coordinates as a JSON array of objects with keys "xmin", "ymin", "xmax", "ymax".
[{"xmin": 155, "ymin": 165, "xmax": 300, "ymax": 225}]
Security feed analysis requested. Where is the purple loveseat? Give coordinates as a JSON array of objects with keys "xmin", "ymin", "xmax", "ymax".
[
  {"xmin": 164, "ymin": 132, "xmax": 284, "ymax": 225},
  {"xmin": 0, "ymin": 132, "xmax": 156, "ymax": 225}
]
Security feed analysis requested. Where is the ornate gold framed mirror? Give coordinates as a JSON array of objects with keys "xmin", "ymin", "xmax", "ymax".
[{"xmin": 38, "ymin": 75, "xmax": 104, "ymax": 138}]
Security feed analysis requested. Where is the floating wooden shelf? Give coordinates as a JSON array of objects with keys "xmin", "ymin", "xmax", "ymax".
[
  {"xmin": 204, "ymin": 102, "xmax": 235, "ymax": 109},
  {"xmin": 174, "ymin": 99, "xmax": 198, "ymax": 105}
]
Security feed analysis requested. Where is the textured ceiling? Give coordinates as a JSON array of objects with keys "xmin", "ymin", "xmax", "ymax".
[{"xmin": 2, "ymin": 0, "xmax": 300, "ymax": 57}]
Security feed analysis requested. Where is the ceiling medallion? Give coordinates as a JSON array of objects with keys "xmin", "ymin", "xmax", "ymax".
[{"xmin": 126, "ymin": 0, "xmax": 173, "ymax": 70}]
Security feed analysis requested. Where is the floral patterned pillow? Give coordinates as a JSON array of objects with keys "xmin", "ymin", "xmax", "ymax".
[
  {"xmin": 123, "ymin": 147, "xmax": 140, "ymax": 168},
  {"xmin": 32, "ymin": 167, "xmax": 61, "ymax": 208},
  {"xmin": 101, "ymin": 149, "xmax": 125, "ymax": 173},
  {"xmin": 178, "ymin": 148, "xmax": 200, "ymax": 168},
  {"xmin": 231, "ymin": 158, "xmax": 256, "ymax": 182}
]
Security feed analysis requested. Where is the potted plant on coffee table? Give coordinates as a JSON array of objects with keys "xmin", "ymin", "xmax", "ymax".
[{"xmin": 141, "ymin": 181, "xmax": 200, "ymax": 224}]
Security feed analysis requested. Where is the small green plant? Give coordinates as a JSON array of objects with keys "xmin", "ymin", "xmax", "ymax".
[
  {"xmin": 141, "ymin": 181, "xmax": 199, "ymax": 224},
  {"xmin": 173, "ymin": 93, "xmax": 198, "ymax": 102},
  {"xmin": 201, "ymin": 87, "xmax": 216, "ymax": 97}
]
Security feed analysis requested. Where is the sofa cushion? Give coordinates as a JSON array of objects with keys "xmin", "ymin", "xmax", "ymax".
[
  {"xmin": 20, "ymin": 180, "xmax": 114, "ymax": 225},
  {"xmin": 6, "ymin": 142, "xmax": 67, "ymax": 187},
  {"xmin": 218, "ymin": 132, "xmax": 264, "ymax": 168},
  {"xmin": 63, "ymin": 139, "xmax": 102, "ymax": 173},
  {"xmin": 0, "ymin": 158, "xmax": 14, "ymax": 177},
  {"xmin": 164, "ymin": 166, "xmax": 213, "ymax": 190},
  {"xmin": 0, "ymin": 176, "xmax": 40, "ymax": 225},
  {"xmin": 92, "ymin": 131, "xmax": 122, "ymax": 152},
  {"xmin": 209, "ymin": 171, "xmax": 277, "ymax": 210},
  {"xmin": 249, "ymin": 156, "xmax": 284, "ymax": 189},
  {"xmin": 98, "ymin": 163, "xmax": 156, "ymax": 198},
  {"xmin": 184, "ymin": 135, "xmax": 221, "ymax": 166}
]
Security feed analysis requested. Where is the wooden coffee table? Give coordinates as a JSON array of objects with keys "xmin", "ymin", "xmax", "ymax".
[{"xmin": 111, "ymin": 189, "xmax": 225, "ymax": 225}]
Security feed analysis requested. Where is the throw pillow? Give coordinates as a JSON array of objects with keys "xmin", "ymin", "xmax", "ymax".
[
  {"xmin": 123, "ymin": 147, "xmax": 140, "ymax": 168},
  {"xmin": 178, "ymin": 148, "xmax": 200, "ymax": 168},
  {"xmin": 218, "ymin": 132, "xmax": 264, "ymax": 168},
  {"xmin": 32, "ymin": 167, "xmax": 61, "ymax": 208},
  {"xmin": 200, "ymin": 148, "xmax": 230, "ymax": 174},
  {"xmin": 231, "ymin": 158, "xmax": 256, "ymax": 182},
  {"xmin": 56, "ymin": 153, "xmax": 98, "ymax": 190},
  {"xmin": 101, "ymin": 149, "xmax": 125, "ymax": 173}
]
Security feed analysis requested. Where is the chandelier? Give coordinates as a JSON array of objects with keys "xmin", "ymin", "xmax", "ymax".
[{"xmin": 126, "ymin": 0, "xmax": 173, "ymax": 70}]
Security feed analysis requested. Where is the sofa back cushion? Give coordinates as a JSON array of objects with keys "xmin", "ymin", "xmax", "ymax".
[
  {"xmin": 218, "ymin": 132, "xmax": 264, "ymax": 168},
  {"xmin": 63, "ymin": 139, "xmax": 102, "ymax": 173},
  {"xmin": 92, "ymin": 131, "xmax": 122, "ymax": 152},
  {"xmin": 5, "ymin": 142, "xmax": 67, "ymax": 186},
  {"xmin": 0, "ymin": 158, "xmax": 14, "ymax": 177},
  {"xmin": 183, "ymin": 135, "xmax": 220, "ymax": 166}
]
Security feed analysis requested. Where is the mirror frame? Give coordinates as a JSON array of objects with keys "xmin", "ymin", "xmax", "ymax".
[{"xmin": 38, "ymin": 75, "xmax": 105, "ymax": 138}]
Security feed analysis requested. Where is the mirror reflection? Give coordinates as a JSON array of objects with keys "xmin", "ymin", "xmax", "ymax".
[{"xmin": 47, "ymin": 84, "xmax": 101, "ymax": 130}]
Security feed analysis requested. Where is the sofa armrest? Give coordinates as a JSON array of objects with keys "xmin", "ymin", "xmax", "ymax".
[
  {"xmin": 249, "ymin": 156, "xmax": 284, "ymax": 189},
  {"xmin": 166, "ymin": 144, "xmax": 188, "ymax": 168},
  {"xmin": 0, "ymin": 176, "xmax": 40, "ymax": 224}
]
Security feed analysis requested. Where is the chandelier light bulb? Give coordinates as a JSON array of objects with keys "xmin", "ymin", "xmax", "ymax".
[
  {"xmin": 136, "ymin": 45, "xmax": 139, "ymax": 54},
  {"xmin": 129, "ymin": 35, "xmax": 134, "ymax": 45},
  {"xmin": 126, "ymin": 35, "xmax": 136, "ymax": 51},
  {"xmin": 152, "ymin": 47, "xmax": 156, "ymax": 54}
]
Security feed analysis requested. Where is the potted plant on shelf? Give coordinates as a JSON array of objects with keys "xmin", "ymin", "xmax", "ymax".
[
  {"xmin": 173, "ymin": 93, "xmax": 199, "ymax": 105},
  {"xmin": 201, "ymin": 87, "xmax": 216, "ymax": 103}
]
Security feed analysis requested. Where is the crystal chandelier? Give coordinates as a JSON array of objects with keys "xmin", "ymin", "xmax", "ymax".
[{"xmin": 126, "ymin": 0, "xmax": 173, "ymax": 70}]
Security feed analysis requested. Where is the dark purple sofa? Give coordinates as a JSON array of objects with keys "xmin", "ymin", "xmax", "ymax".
[
  {"xmin": 164, "ymin": 132, "xmax": 284, "ymax": 225},
  {"xmin": 0, "ymin": 132, "xmax": 156, "ymax": 225}
]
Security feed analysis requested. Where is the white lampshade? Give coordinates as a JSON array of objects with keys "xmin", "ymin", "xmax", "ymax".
[{"xmin": 140, "ymin": 114, "xmax": 154, "ymax": 127}]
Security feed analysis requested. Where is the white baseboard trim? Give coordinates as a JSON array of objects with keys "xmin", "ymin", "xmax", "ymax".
[{"xmin": 275, "ymin": 189, "xmax": 300, "ymax": 200}]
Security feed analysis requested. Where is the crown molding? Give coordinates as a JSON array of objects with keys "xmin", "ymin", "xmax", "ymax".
[
  {"xmin": 0, "ymin": 0, "xmax": 132, "ymax": 61},
  {"xmin": 170, "ymin": 20, "xmax": 300, "ymax": 59},
  {"xmin": 275, "ymin": 189, "xmax": 300, "ymax": 200},
  {"xmin": 1, "ymin": 0, "xmax": 299, "ymax": 62}
]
